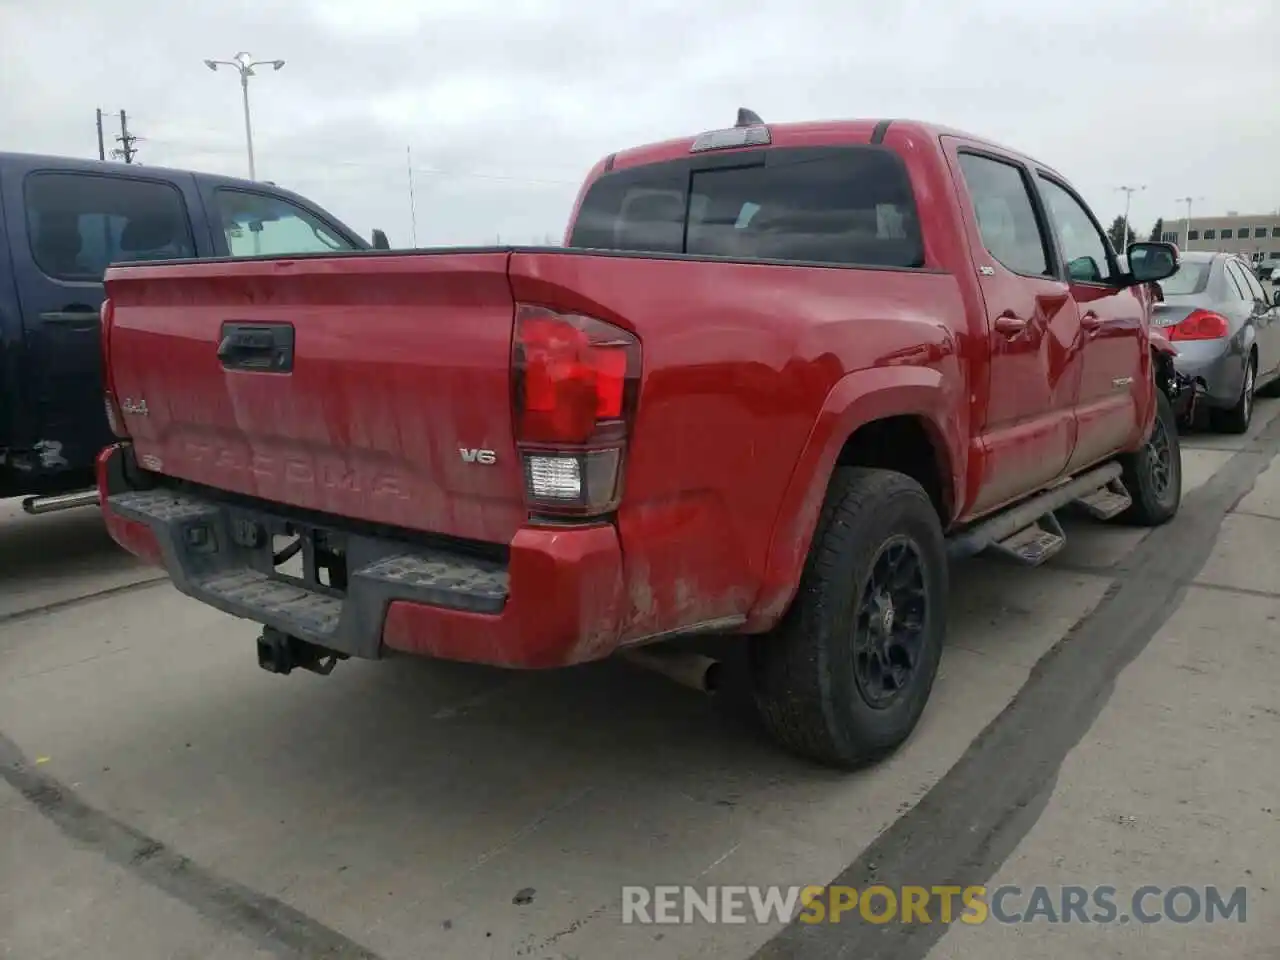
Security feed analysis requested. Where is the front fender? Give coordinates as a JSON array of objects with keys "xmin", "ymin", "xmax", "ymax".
[{"xmin": 744, "ymin": 365, "xmax": 962, "ymax": 631}]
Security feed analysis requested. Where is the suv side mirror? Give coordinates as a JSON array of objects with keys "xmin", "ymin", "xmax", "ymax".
[
  {"xmin": 1126, "ymin": 241, "xmax": 1179, "ymax": 284},
  {"xmin": 371, "ymin": 228, "xmax": 390, "ymax": 250}
]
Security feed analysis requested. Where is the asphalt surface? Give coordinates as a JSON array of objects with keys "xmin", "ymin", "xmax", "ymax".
[{"xmin": 1, "ymin": 405, "xmax": 1278, "ymax": 959}]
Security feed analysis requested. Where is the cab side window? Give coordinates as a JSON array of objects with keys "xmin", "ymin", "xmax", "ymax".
[
  {"xmin": 957, "ymin": 153, "xmax": 1052, "ymax": 277},
  {"xmin": 214, "ymin": 189, "xmax": 356, "ymax": 257},
  {"xmin": 24, "ymin": 172, "xmax": 195, "ymax": 282},
  {"xmin": 1036, "ymin": 176, "xmax": 1113, "ymax": 284}
]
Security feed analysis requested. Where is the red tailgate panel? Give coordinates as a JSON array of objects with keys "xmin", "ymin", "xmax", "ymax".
[{"xmin": 105, "ymin": 252, "xmax": 526, "ymax": 545}]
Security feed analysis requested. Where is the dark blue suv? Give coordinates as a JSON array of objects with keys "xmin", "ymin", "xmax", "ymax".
[{"xmin": 0, "ymin": 152, "xmax": 384, "ymax": 512}]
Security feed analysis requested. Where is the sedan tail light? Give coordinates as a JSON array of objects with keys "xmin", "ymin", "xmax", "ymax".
[{"xmin": 1169, "ymin": 309, "xmax": 1229, "ymax": 342}]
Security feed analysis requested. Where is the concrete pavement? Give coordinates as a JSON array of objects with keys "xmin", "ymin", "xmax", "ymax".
[{"xmin": 1, "ymin": 403, "xmax": 1278, "ymax": 959}]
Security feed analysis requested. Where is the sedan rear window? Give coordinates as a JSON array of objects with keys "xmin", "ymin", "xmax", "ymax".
[
  {"xmin": 1160, "ymin": 260, "xmax": 1212, "ymax": 296},
  {"xmin": 568, "ymin": 146, "xmax": 924, "ymax": 269}
]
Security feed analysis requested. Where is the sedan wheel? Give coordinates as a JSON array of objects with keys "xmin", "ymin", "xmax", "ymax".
[{"xmin": 1212, "ymin": 356, "xmax": 1255, "ymax": 435}]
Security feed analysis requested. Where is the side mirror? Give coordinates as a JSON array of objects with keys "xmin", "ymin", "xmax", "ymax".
[
  {"xmin": 1126, "ymin": 241, "xmax": 1179, "ymax": 284},
  {"xmin": 371, "ymin": 229, "xmax": 390, "ymax": 250}
]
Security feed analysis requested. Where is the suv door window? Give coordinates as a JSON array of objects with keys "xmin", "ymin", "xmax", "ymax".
[
  {"xmin": 1036, "ymin": 176, "xmax": 1114, "ymax": 284},
  {"xmin": 215, "ymin": 189, "xmax": 357, "ymax": 256},
  {"xmin": 24, "ymin": 172, "xmax": 195, "ymax": 281},
  {"xmin": 956, "ymin": 153, "xmax": 1051, "ymax": 276}
]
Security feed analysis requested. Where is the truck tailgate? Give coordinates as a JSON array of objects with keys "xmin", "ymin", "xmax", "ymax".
[{"xmin": 104, "ymin": 251, "xmax": 526, "ymax": 545}]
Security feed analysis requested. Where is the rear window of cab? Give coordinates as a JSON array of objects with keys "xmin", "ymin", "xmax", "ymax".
[{"xmin": 568, "ymin": 146, "xmax": 924, "ymax": 269}]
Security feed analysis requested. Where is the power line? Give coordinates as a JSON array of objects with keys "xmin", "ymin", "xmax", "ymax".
[
  {"xmin": 127, "ymin": 114, "xmax": 588, "ymax": 174},
  {"xmin": 140, "ymin": 136, "xmax": 580, "ymax": 185}
]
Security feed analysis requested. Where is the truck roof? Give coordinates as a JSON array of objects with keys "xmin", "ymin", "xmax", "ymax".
[
  {"xmin": 0, "ymin": 151, "xmax": 319, "ymax": 207},
  {"xmin": 604, "ymin": 118, "xmax": 1065, "ymax": 182}
]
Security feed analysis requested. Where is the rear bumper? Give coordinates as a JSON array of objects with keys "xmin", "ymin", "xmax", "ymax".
[
  {"xmin": 1172, "ymin": 342, "xmax": 1245, "ymax": 408},
  {"xmin": 1163, "ymin": 365, "xmax": 1205, "ymax": 421},
  {"xmin": 97, "ymin": 445, "xmax": 626, "ymax": 668}
]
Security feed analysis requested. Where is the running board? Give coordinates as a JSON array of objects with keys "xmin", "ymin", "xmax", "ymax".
[
  {"xmin": 1072, "ymin": 479, "xmax": 1133, "ymax": 521},
  {"xmin": 989, "ymin": 512, "xmax": 1065, "ymax": 566},
  {"xmin": 946, "ymin": 462, "xmax": 1123, "ymax": 562}
]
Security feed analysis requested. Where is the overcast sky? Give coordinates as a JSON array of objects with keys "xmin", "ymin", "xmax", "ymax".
[{"xmin": 2, "ymin": 0, "xmax": 1277, "ymax": 248}]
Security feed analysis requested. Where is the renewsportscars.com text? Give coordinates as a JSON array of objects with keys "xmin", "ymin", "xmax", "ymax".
[{"xmin": 621, "ymin": 884, "xmax": 1248, "ymax": 926}]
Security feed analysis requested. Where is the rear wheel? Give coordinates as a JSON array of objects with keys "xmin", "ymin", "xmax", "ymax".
[
  {"xmin": 1211, "ymin": 353, "xmax": 1255, "ymax": 434},
  {"xmin": 1116, "ymin": 387, "xmax": 1181, "ymax": 526},
  {"xmin": 751, "ymin": 468, "xmax": 947, "ymax": 769}
]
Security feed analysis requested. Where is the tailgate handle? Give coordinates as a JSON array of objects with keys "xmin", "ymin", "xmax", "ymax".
[{"xmin": 217, "ymin": 322, "xmax": 295, "ymax": 373}]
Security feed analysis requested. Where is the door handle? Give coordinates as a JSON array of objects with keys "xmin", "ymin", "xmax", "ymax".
[
  {"xmin": 994, "ymin": 315, "xmax": 1027, "ymax": 336},
  {"xmin": 40, "ymin": 307, "xmax": 99, "ymax": 329},
  {"xmin": 217, "ymin": 322, "xmax": 295, "ymax": 372},
  {"xmin": 1080, "ymin": 311, "xmax": 1104, "ymax": 330}
]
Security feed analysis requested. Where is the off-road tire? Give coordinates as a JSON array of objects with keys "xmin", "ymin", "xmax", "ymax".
[
  {"xmin": 1211, "ymin": 353, "xmax": 1255, "ymax": 435},
  {"xmin": 751, "ymin": 468, "xmax": 947, "ymax": 769},
  {"xmin": 1116, "ymin": 387, "xmax": 1182, "ymax": 526}
]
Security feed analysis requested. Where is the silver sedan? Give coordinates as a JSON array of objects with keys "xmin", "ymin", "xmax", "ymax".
[{"xmin": 1152, "ymin": 252, "xmax": 1280, "ymax": 433}]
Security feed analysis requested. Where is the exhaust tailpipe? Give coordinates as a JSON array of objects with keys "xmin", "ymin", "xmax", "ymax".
[
  {"xmin": 620, "ymin": 646, "xmax": 721, "ymax": 694},
  {"xmin": 23, "ymin": 489, "xmax": 101, "ymax": 515}
]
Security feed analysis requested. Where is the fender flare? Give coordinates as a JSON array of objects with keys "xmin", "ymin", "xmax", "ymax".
[{"xmin": 745, "ymin": 365, "xmax": 961, "ymax": 630}]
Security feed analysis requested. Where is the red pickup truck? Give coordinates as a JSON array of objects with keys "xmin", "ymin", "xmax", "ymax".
[{"xmin": 97, "ymin": 113, "xmax": 1186, "ymax": 768}]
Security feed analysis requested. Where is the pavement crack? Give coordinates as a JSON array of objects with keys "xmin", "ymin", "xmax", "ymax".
[
  {"xmin": 1184, "ymin": 580, "xmax": 1280, "ymax": 601},
  {"xmin": 0, "ymin": 731, "xmax": 384, "ymax": 960},
  {"xmin": 0, "ymin": 575, "xmax": 169, "ymax": 628}
]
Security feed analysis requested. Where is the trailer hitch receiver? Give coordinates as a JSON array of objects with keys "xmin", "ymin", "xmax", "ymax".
[{"xmin": 256, "ymin": 626, "xmax": 346, "ymax": 676}]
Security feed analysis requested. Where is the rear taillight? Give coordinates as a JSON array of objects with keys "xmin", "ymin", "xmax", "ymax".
[
  {"xmin": 100, "ymin": 297, "xmax": 129, "ymax": 438},
  {"xmin": 1169, "ymin": 309, "xmax": 1229, "ymax": 342},
  {"xmin": 512, "ymin": 303, "xmax": 640, "ymax": 517}
]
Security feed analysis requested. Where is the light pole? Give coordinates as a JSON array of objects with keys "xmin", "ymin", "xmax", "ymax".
[
  {"xmin": 1115, "ymin": 184, "xmax": 1146, "ymax": 251},
  {"xmin": 1175, "ymin": 196, "xmax": 1204, "ymax": 251},
  {"xmin": 203, "ymin": 52, "xmax": 285, "ymax": 181}
]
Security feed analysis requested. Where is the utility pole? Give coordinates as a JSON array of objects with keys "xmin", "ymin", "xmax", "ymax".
[
  {"xmin": 95, "ymin": 108, "xmax": 106, "ymax": 160},
  {"xmin": 1175, "ymin": 196, "xmax": 1203, "ymax": 251},
  {"xmin": 407, "ymin": 146, "xmax": 418, "ymax": 248},
  {"xmin": 1115, "ymin": 185, "xmax": 1146, "ymax": 251},
  {"xmin": 113, "ymin": 110, "xmax": 140, "ymax": 164}
]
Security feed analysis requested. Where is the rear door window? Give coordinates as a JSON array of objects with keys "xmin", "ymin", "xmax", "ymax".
[
  {"xmin": 24, "ymin": 172, "xmax": 195, "ymax": 281},
  {"xmin": 214, "ymin": 189, "xmax": 356, "ymax": 256},
  {"xmin": 568, "ymin": 147, "xmax": 924, "ymax": 268},
  {"xmin": 955, "ymin": 153, "xmax": 1052, "ymax": 277}
]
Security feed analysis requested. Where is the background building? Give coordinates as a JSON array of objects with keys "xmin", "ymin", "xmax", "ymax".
[{"xmin": 1157, "ymin": 212, "xmax": 1280, "ymax": 264}]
